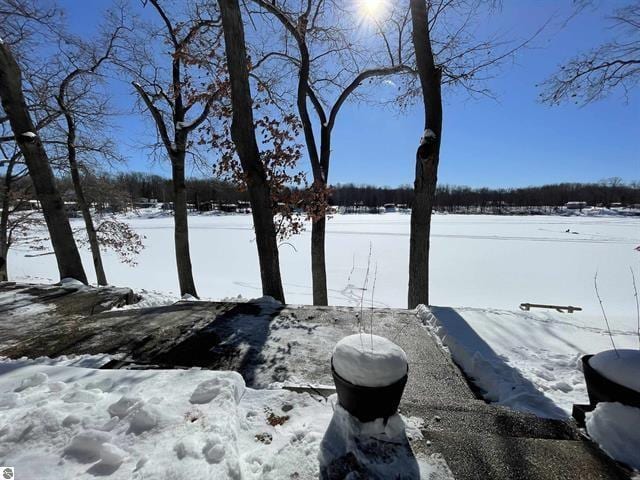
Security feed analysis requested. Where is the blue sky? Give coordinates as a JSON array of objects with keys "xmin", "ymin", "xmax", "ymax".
[{"xmin": 60, "ymin": 0, "xmax": 639, "ymax": 188}]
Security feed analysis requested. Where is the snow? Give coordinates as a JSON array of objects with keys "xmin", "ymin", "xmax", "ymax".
[
  {"xmin": 332, "ymin": 334, "xmax": 407, "ymax": 387},
  {"xmin": 418, "ymin": 304, "xmax": 640, "ymax": 419},
  {"xmin": 420, "ymin": 129, "xmax": 436, "ymax": 143},
  {"xmin": 10, "ymin": 213, "xmax": 638, "ymax": 316},
  {"xmin": 176, "ymin": 120, "xmax": 196, "ymax": 130},
  {"xmin": 418, "ymin": 305, "xmax": 567, "ymax": 419},
  {"xmin": 0, "ymin": 358, "xmax": 446, "ymax": 479},
  {"xmin": 60, "ymin": 277, "xmax": 87, "ymax": 288},
  {"xmin": 585, "ymin": 402, "xmax": 640, "ymax": 470},
  {"xmin": 6, "ymin": 212, "xmax": 640, "ymax": 418},
  {"xmin": 20, "ymin": 131, "xmax": 36, "ymax": 138},
  {"xmin": 319, "ymin": 402, "xmax": 454, "ymax": 479},
  {"xmin": 589, "ymin": 349, "xmax": 640, "ymax": 392}
]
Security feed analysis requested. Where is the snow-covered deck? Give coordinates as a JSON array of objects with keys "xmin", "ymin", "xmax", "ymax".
[{"xmin": 0, "ymin": 282, "xmax": 632, "ymax": 479}]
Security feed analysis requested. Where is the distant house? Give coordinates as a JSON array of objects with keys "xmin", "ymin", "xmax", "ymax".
[
  {"xmin": 198, "ymin": 200, "xmax": 218, "ymax": 212},
  {"xmin": 236, "ymin": 201, "xmax": 251, "ymax": 213},
  {"xmin": 220, "ymin": 203, "xmax": 237, "ymax": 213},
  {"xmin": 384, "ymin": 203, "xmax": 397, "ymax": 213},
  {"xmin": 565, "ymin": 201, "xmax": 588, "ymax": 210},
  {"xmin": 134, "ymin": 198, "xmax": 159, "ymax": 209},
  {"xmin": 366, "ymin": 206, "xmax": 385, "ymax": 214},
  {"xmin": 27, "ymin": 199, "xmax": 41, "ymax": 210}
]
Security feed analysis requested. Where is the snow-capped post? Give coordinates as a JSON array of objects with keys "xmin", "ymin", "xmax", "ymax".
[
  {"xmin": 331, "ymin": 334, "xmax": 408, "ymax": 422},
  {"xmin": 573, "ymin": 272, "xmax": 640, "ymax": 430}
]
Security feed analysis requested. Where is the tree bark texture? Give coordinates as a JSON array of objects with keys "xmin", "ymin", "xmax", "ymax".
[
  {"xmin": 218, "ymin": 0, "xmax": 286, "ymax": 303},
  {"xmin": 171, "ymin": 149, "xmax": 198, "ymax": 298},
  {"xmin": 408, "ymin": 0, "xmax": 443, "ymax": 309},
  {"xmin": 0, "ymin": 43, "xmax": 87, "ymax": 284}
]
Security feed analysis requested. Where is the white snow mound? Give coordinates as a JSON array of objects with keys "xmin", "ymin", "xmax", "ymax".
[
  {"xmin": 586, "ymin": 402, "xmax": 640, "ymax": 470},
  {"xmin": 332, "ymin": 334, "xmax": 407, "ymax": 387}
]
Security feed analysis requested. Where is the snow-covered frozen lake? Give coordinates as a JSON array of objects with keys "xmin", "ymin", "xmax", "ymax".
[
  {"xmin": 10, "ymin": 212, "xmax": 639, "ymax": 325},
  {"xmin": 4, "ymin": 212, "xmax": 640, "ymax": 445}
]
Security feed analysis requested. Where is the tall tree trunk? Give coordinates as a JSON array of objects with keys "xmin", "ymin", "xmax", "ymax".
[
  {"xmin": 0, "ymin": 43, "xmax": 87, "ymax": 284},
  {"xmin": 171, "ymin": 152, "xmax": 198, "ymax": 298},
  {"xmin": 311, "ymin": 129, "xmax": 331, "ymax": 305},
  {"xmin": 69, "ymin": 156, "xmax": 107, "ymax": 286},
  {"xmin": 0, "ymin": 156, "xmax": 12, "ymax": 282},
  {"xmin": 0, "ymin": 244, "xmax": 7, "ymax": 281},
  {"xmin": 0, "ymin": 193, "xmax": 9, "ymax": 282},
  {"xmin": 408, "ymin": 0, "xmax": 443, "ymax": 309},
  {"xmin": 311, "ymin": 215, "xmax": 328, "ymax": 305},
  {"xmin": 60, "ymin": 105, "xmax": 108, "ymax": 286},
  {"xmin": 218, "ymin": 0, "xmax": 285, "ymax": 303}
]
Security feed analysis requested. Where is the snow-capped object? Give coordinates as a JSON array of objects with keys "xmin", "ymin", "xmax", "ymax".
[
  {"xmin": 420, "ymin": 128, "xmax": 436, "ymax": 144},
  {"xmin": 589, "ymin": 349, "xmax": 640, "ymax": 393},
  {"xmin": 176, "ymin": 119, "xmax": 196, "ymax": 130},
  {"xmin": 318, "ymin": 401, "xmax": 453, "ymax": 479},
  {"xmin": 251, "ymin": 295, "xmax": 282, "ymax": 307},
  {"xmin": 586, "ymin": 402, "xmax": 640, "ymax": 470},
  {"xmin": 332, "ymin": 334, "xmax": 407, "ymax": 388},
  {"xmin": 21, "ymin": 131, "xmax": 37, "ymax": 138}
]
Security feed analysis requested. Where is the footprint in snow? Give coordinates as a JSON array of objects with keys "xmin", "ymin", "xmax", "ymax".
[
  {"xmin": 551, "ymin": 381, "xmax": 573, "ymax": 393},
  {"xmin": 14, "ymin": 372, "xmax": 48, "ymax": 392},
  {"xmin": 190, "ymin": 378, "xmax": 222, "ymax": 404},
  {"xmin": 203, "ymin": 435, "xmax": 226, "ymax": 464},
  {"xmin": 128, "ymin": 405, "xmax": 158, "ymax": 434},
  {"xmin": 62, "ymin": 389, "xmax": 101, "ymax": 404},
  {"xmin": 108, "ymin": 396, "xmax": 142, "ymax": 418}
]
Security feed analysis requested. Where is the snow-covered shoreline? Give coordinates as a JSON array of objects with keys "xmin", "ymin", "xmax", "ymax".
[{"xmin": 8, "ymin": 213, "xmax": 639, "ymax": 318}]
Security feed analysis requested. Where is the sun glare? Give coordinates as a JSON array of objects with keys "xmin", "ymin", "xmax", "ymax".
[{"xmin": 358, "ymin": 0, "xmax": 388, "ymax": 19}]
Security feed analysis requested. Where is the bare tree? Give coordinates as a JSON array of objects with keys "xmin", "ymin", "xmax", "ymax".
[
  {"xmin": 126, "ymin": 0, "xmax": 221, "ymax": 297},
  {"xmin": 407, "ymin": 0, "xmax": 442, "ymax": 309},
  {"xmin": 0, "ymin": 3, "xmax": 88, "ymax": 283},
  {"xmin": 54, "ymin": 18, "xmax": 126, "ymax": 285},
  {"xmin": 541, "ymin": 2, "xmax": 640, "ymax": 105},
  {"xmin": 251, "ymin": 0, "xmax": 411, "ymax": 305},
  {"xmin": 217, "ymin": 0, "xmax": 286, "ymax": 302},
  {"xmin": 402, "ymin": 0, "xmax": 542, "ymax": 307}
]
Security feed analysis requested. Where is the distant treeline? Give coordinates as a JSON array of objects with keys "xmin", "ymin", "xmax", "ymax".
[{"xmin": 48, "ymin": 173, "xmax": 640, "ymax": 211}]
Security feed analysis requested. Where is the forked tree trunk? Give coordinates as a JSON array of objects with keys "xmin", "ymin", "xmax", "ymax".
[
  {"xmin": 171, "ymin": 152, "xmax": 198, "ymax": 298},
  {"xmin": 0, "ymin": 43, "xmax": 87, "ymax": 284},
  {"xmin": 408, "ymin": 0, "xmax": 443, "ymax": 309},
  {"xmin": 218, "ymin": 0, "xmax": 285, "ymax": 303}
]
